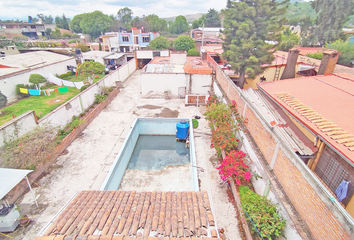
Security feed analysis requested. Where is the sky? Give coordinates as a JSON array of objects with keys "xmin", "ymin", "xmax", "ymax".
[{"xmin": 0, "ymin": 0, "xmax": 226, "ymax": 20}]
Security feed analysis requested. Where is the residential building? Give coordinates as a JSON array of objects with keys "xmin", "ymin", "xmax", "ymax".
[
  {"xmin": 0, "ymin": 22, "xmax": 46, "ymax": 39},
  {"xmin": 103, "ymin": 28, "xmax": 159, "ymax": 53}
]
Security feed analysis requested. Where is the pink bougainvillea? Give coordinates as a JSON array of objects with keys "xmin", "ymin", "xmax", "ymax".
[{"xmin": 217, "ymin": 150, "xmax": 251, "ymax": 185}]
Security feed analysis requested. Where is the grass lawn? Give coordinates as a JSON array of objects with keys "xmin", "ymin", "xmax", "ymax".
[{"xmin": 0, "ymin": 87, "xmax": 80, "ymax": 126}]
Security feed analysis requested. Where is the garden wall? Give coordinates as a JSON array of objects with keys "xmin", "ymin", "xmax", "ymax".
[
  {"xmin": 0, "ymin": 58, "xmax": 137, "ymax": 148},
  {"xmin": 207, "ymin": 54, "xmax": 354, "ymax": 239}
]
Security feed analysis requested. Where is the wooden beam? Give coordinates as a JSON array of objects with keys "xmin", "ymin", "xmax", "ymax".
[{"xmin": 310, "ymin": 141, "xmax": 325, "ymax": 171}]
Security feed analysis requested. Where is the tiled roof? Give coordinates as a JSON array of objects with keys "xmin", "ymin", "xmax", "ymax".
[
  {"xmin": 258, "ymin": 75, "xmax": 354, "ymax": 162},
  {"xmin": 184, "ymin": 58, "xmax": 212, "ymax": 75},
  {"xmin": 35, "ymin": 190, "xmax": 220, "ymax": 240}
]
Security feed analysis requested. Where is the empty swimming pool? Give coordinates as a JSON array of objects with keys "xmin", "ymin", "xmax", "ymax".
[{"xmin": 100, "ymin": 118, "xmax": 198, "ymax": 191}]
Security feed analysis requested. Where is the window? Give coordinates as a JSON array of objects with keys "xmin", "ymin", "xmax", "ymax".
[
  {"xmin": 31, "ymin": 25, "xmax": 36, "ymax": 29},
  {"xmin": 122, "ymin": 36, "xmax": 129, "ymax": 42},
  {"xmin": 153, "ymin": 51, "xmax": 160, "ymax": 57},
  {"xmin": 142, "ymin": 36, "xmax": 150, "ymax": 43}
]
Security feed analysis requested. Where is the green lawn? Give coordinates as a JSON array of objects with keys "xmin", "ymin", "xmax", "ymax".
[{"xmin": 0, "ymin": 87, "xmax": 80, "ymax": 126}]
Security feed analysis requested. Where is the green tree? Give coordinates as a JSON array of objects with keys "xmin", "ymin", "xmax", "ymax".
[
  {"xmin": 278, "ymin": 27, "xmax": 300, "ymax": 51},
  {"xmin": 70, "ymin": 13, "xmax": 86, "ymax": 33},
  {"xmin": 187, "ymin": 48, "xmax": 200, "ymax": 56},
  {"xmin": 173, "ymin": 35, "xmax": 196, "ymax": 51},
  {"xmin": 50, "ymin": 28, "xmax": 62, "ymax": 39},
  {"xmin": 169, "ymin": 15, "xmax": 189, "ymax": 34},
  {"xmin": 0, "ymin": 91, "xmax": 7, "ymax": 108},
  {"xmin": 55, "ymin": 14, "xmax": 70, "ymax": 30},
  {"xmin": 29, "ymin": 74, "xmax": 46, "ymax": 89},
  {"xmin": 325, "ymin": 40, "xmax": 354, "ymax": 66},
  {"xmin": 117, "ymin": 7, "xmax": 133, "ymax": 25},
  {"xmin": 37, "ymin": 14, "xmax": 53, "ymax": 24},
  {"xmin": 75, "ymin": 42, "xmax": 90, "ymax": 52},
  {"xmin": 79, "ymin": 11, "xmax": 113, "ymax": 38},
  {"xmin": 222, "ymin": 0, "xmax": 288, "ymax": 89},
  {"xmin": 144, "ymin": 14, "xmax": 168, "ymax": 32},
  {"xmin": 149, "ymin": 36, "xmax": 171, "ymax": 49},
  {"xmin": 192, "ymin": 15, "xmax": 206, "ymax": 29},
  {"xmin": 77, "ymin": 61, "xmax": 105, "ymax": 83},
  {"xmin": 308, "ymin": 0, "xmax": 354, "ymax": 46},
  {"xmin": 204, "ymin": 9, "xmax": 221, "ymax": 27},
  {"xmin": 130, "ymin": 17, "xmax": 143, "ymax": 29}
]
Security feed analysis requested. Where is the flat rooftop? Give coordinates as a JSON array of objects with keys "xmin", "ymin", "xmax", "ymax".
[{"xmin": 0, "ymin": 51, "xmax": 73, "ymax": 77}]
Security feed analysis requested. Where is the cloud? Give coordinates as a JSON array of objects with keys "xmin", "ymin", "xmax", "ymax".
[{"xmin": 0, "ymin": 0, "xmax": 227, "ymax": 20}]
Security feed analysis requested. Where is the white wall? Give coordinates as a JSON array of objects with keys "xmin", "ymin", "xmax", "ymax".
[
  {"xmin": 189, "ymin": 74, "xmax": 212, "ymax": 95},
  {"xmin": 170, "ymin": 53, "xmax": 186, "ymax": 64},
  {"xmin": 0, "ymin": 111, "xmax": 38, "ymax": 148},
  {"xmin": 141, "ymin": 73, "xmax": 187, "ymax": 95},
  {"xmin": 0, "ymin": 58, "xmax": 76, "ymax": 103},
  {"xmin": 161, "ymin": 50, "xmax": 169, "ymax": 57},
  {"xmin": 136, "ymin": 51, "xmax": 153, "ymax": 59}
]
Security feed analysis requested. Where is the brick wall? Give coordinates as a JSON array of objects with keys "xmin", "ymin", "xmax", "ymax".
[
  {"xmin": 187, "ymin": 95, "xmax": 206, "ymax": 104},
  {"xmin": 207, "ymin": 54, "xmax": 352, "ymax": 239}
]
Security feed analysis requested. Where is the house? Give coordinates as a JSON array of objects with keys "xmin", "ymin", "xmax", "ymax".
[
  {"xmin": 190, "ymin": 27, "xmax": 224, "ymax": 39},
  {"xmin": 0, "ymin": 51, "xmax": 76, "ymax": 102},
  {"xmin": 104, "ymin": 28, "xmax": 159, "ymax": 53},
  {"xmin": 0, "ymin": 22, "xmax": 46, "ymax": 39},
  {"xmin": 81, "ymin": 51, "xmax": 115, "ymax": 65},
  {"xmin": 140, "ymin": 51, "xmax": 212, "ymax": 102},
  {"xmin": 190, "ymin": 27, "xmax": 224, "ymax": 52},
  {"xmin": 256, "ymin": 74, "xmax": 354, "ymax": 219},
  {"xmin": 135, "ymin": 49, "xmax": 170, "ymax": 69}
]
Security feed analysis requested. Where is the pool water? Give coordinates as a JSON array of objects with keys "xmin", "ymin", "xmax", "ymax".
[{"xmin": 128, "ymin": 135, "xmax": 190, "ymax": 171}]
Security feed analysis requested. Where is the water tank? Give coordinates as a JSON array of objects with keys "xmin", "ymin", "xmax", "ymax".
[
  {"xmin": 75, "ymin": 48, "xmax": 81, "ymax": 55},
  {"xmin": 176, "ymin": 121, "xmax": 189, "ymax": 140}
]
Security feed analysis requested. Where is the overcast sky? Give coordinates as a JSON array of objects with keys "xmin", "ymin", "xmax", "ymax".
[{"xmin": 0, "ymin": 0, "xmax": 227, "ymax": 20}]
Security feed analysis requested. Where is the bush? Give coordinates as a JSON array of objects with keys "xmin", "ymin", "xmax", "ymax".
[
  {"xmin": 59, "ymin": 71, "xmax": 74, "ymax": 80},
  {"xmin": 187, "ymin": 48, "xmax": 200, "ymax": 56},
  {"xmin": 192, "ymin": 118, "xmax": 199, "ymax": 128},
  {"xmin": 306, "ymin": 52, "xmax": 323, "ymax": 60},
  {"xmin": 15, "ymin": 83, "xmax": 36, "ymax": 98},
  {"xmin": 29, "ymin": 74, "xmax": 46, "ymax": 84},
  {"xmin": 94, "ymin": 94, "xmax": 107, "ymax": 104},
  {"xmin": 239, "ymin": 186, "xmax": 286, "ymax": 239},
  {"xmin": 80, "ymin": 85, "xmax": 89, "ymax": 92}
]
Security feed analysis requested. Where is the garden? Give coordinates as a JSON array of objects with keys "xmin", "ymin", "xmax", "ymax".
[
  {"xmin": 0, "ymin": 61, "xmax": 106, "ymax": 126},
  {"xmin": 204, "ymin": 95, "xmax": 286, "ymax": 240}
]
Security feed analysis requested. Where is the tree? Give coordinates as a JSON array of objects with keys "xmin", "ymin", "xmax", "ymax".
[
  {"xmin": 50, "ymin": 28, "xmax": 62, "ymax": 39},
  {"xmin": 169, "ymin": 15, "xmax": 189, "ymax": 34},
  {"xmin": 29, "ymin": 74, "xmax": 46, "ymax": 89},
  {"xmin": 117, "ymin": 7, "xmax": 133, "ymax": 25},
  {"xmin": 77, "ymin": 61, "xmax": 105, "ymax": 84},
  {"xmin": 325, "ymin": 40, "xmax": 354, "ymax": 66},
  {"xmin": 37, "ymin": 14, "xmax": 53, "ymax": 24},
  {"xmin": 187, "ymin": 49, "xmax": 200, "ymax": 56},
  {"xmin": 192, "ymin": 15, "xmax": 206, "ymax": 29},
  {"xmin": 75, "ymin": 43, "xmax": 90, "ymax": 52},
  {"xmin": 149, "ymin": 36, "xmax": 171, "ymax": 49},
  {"xmin": 70, "ymin": 13, "xmax": 86, "ymax": 33},
  {"xmin": 173, "ymin": 35, "xmax": 196, "ymax": 51},
  {"xmin": 204, "ymin": 9, "xmax": 221, "ymax": 27},
  {"xmin": 307, "ymin": 0, "xmax": 354, "ymax": 46},
  {"xmin": 79, "ymin": 11, "xmax": 113, "ymax": 38},
  {"xmin": 55, "ymin": 14, "xmax": 70, "ymax": 30},
  {"xmin": 0, "ymin": 91, "xmax": 7, "ymax": 109},
  {"xmin": 278, "ymin": 27, "xmax": 300, "ymax": 51},
  {"xmin": 222, "ymin": 0, "xmax": 288, "ymax": 89},
  {"xmin": 144, "ymin": 14, "xmax": 168, "ymax": 32}
]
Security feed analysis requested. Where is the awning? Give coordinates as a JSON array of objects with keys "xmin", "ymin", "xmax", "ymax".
[
  {"xmin": 0, "ymin": 168, "xmax": 38, "ymax": 207},
  {"xmin": 104, "ymin": 53, "xmax": 125, "ymax": 60}
]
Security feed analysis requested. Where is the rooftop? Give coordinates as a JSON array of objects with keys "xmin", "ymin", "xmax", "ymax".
[
  {"xmin": 35, "ymin": 190, "xmax": 219, "ymax": 239},
  {"xmin": 258, "ymin": 75, "xmax": 354, "ymax": 163},
  {"xmin": 146, "ymin": 57, "xmax": 212, "ymax": 75},
  {"xmin": 0, "ymin": 51, "xmax": 73, "ymax": 78},
  {"xmin": 83, "ymin": 51, "xmax": 114, "ymax": 58}
]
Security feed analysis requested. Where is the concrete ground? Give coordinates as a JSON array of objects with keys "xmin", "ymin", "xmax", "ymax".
[{"xmin": 3, "ymin": 70, "xmax": 240, "ymax": 240}]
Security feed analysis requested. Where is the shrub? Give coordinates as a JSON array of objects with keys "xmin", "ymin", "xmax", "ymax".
[
  {"xmin": 29, "ymin": 74, "xmax": 46, "ymax": 84},
  {"xmin": 306, "ymin": 52, "xmax": 323, "ymax": 60},
  {"xmin": 15, "ymin": 83, "xmax": 36, "ymax": 98},
  {"xmin": 192, "ymin": 118, "xmax": 199, "ymax": 128},
  {"xmin": 239, "ymin": 186, "xmax": 286, "ymax": 239},
  {"xmin": 0, "ymin": 91, "xmax": 7, "ymax": 108},
  {"xmin": 80, "ymin": 85, "xmax": 89, "ymax": 92},
  {"xmin": 57, "ymin": 116, "xmax": 84, "ymax": 140},
  {"xmin": 94, "ymin": 94, "xmax": 107, "ymax": 104},
  {"xmin": 59, "ymin": 71, "xmax": 74, "ymax": 80},
  {"xmin": 0, "ymin": 123, "xmax": 59, "ymax": 170}
]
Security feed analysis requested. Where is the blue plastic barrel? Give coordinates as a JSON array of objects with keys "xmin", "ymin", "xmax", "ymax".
[{"xmin": 176, "ymin": 121, "xmax": 189, "ymax": 140}]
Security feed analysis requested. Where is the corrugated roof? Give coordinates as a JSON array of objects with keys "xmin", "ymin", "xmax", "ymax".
[
  {"xmin": 36, "ymin": 190, "xmax": 220, "ymax": 239},
  {"xmin": 258, "ymin": 75, "xmax": 354, "ymax": 163}
]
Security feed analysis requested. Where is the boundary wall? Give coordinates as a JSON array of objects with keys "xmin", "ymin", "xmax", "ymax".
[{"xmin": 207, "ymin": 53, "xmax": 354, "ymax": 240}]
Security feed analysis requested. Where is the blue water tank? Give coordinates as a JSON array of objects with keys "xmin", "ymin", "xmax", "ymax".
[{"xmin": 176, "ymin": 121, "xmax": 189, "ymax": 140}]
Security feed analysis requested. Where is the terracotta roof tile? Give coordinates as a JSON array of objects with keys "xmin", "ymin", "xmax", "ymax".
[{"xmin": 38, "ymin": 191, "xmax": 220, "ymax": 239}]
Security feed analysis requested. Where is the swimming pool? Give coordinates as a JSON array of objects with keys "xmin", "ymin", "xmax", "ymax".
[{"xmin": 100, "ymin": 118, "xmax": 199, "ymax": 191}]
